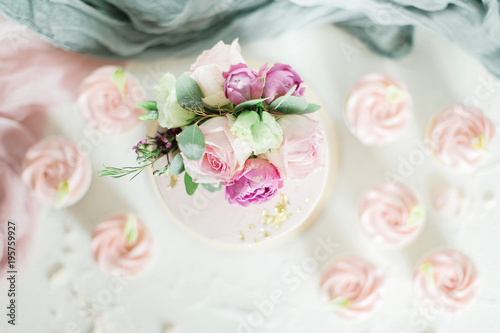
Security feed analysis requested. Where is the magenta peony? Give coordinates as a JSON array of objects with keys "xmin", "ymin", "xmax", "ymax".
[
  {"xmin": 261, "ymin": 63, "xmax": 305, "ymax": 103},
  {"xmin": 223, "ymin": 63, "xmax": 265, "ymax": 105},
  {"xmin": 225, "ymin": 158, "xmax": 283, "ymax": 206}
]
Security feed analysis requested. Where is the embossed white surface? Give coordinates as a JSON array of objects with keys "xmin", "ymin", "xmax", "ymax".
[{"xmin": 2, "ymin": 25, "xmax": 500, "ymax": 333}]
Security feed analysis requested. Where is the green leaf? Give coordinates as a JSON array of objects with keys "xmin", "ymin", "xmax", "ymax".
[
  {"xmin": 55, "ymin": 181, "xmax": 69, "ymax": 209},
  {"xmin": 176, "ymin": 74, "xmax": 203, "ymax": 111},
  {"xmin": 111, "ymin": 69, "xmax": 127, "ymax": 96},
  {"xmin": 270, "ymin": 96, "xmax": 319, "ymax": 114},
  {"xmin": 233, "ymin": 98, "xmax": 268, "ymax": 115},
  {"xmin": 184, "ymin": 172, "xmax": 199, "ymax": 196},
  {"xmin": 269, "ymin": 84, "xmax": 297, "ymax": 110},
  {"xmin": 123, "ymin": 214, "xmax": 139, "ymax": 245},
  {"xmin": 169, "ymin": 154, "xmax": 185, "ymax": 175},
  {"xmin": 138, "ymin": 110, "xmax": 159, "ymax": 121},
  {"xmin": 177, "ymin": 124, "xmax": 205, "ymax": 160},
  {"xmin": 202, "ymin": 183, "xmax": 222, "ymax": 192},
  {"xmin": 136, "ymin": 101, "xmax": 157, "ymax": 112},
  {"xmin": 302, "ymin": 103, "xmax": 321, "ymax": 114},
  {"xmin": 269, "ymin": 96, "xmax": 306, "ymax": 114}
]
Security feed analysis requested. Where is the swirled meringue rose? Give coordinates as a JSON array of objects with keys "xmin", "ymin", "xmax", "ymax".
[
  {"xmin": 414, "ymin": 248, "xmax": 478, "ymax": 312},
  {"xmin": 427, "ymin": 104, "xmax": 495, "ymax": 171},
  {"xmin": 433, "ymin": 185, "xmax": 466, "ymax": 217},
  {"xmin": 320, "ymin": 255, "xmax": 383, "ymax": 319},
  {"xmin": 344, "ymin": 73, "xmax": 411, "ymax": 145},
  {"xmin": 359, "ymin": 182, "xmax": 425, "ymax": 246},
  {"xmin": 91, "ymin": 214, "xmax": 153, "ymax": 277},
  {"xmin": 78, "ymin": 66, "xmax": 146, "ymax": 134},
  {"xmin": 22, "ymin": 137, "xmax": 91, "ymax": 208}
]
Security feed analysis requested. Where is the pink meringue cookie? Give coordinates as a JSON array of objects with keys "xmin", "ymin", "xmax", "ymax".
[
  {"xmin": 344, "ymin": 73, "xmax": 411, "ymax": 145},
  {"xmin": 427, "ymin": 104, "xmax": 495, "ymax": 171},
  {"xmin": 320, "ymin": 255, "xmax": 383, "ymax": 319},
  {"xmin": 359, "ymin": 182, "xmax": 425, "ymax": 247},
  {"xmin": 78, "ymin": 66, "xmax": 146, "ymax": 134},
  {"xmin": 22, "ymin": 137, "xmax": 92, "ymax": 208},
  {"xmin": 91, "ymin": 214, "xmax": 153, "ymax": 277},
  {"xmin": 414, "ymin": 248, "xmax": 478, "ymax": 312},
  {"xmin": 433, "ymin": 185, "xmax": 466, "ymax": 217}
]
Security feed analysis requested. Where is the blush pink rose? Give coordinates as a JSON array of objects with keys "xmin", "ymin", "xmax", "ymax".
[
  {"xmin": 189, "ymin": 40, "xmax": 245, "ymax": 108},
  {"xmin": 182, "ymin": 115, "xmax": 252, "ymax": 184},
  {"xmin": 262, "ymin": 114, "xmax": 324, "ymax": 180},
  {"xmin": 225, "ymin": 158, "xmax": 283, "ymax": 207},
  {"xmin": 414, "ymin": 248, "xmax": 478, "ymax": 312},
  {"xmin": 22, "ymin": 137, "xmax": 92, "ymax": 208},
  {"xmin": 320, "ymin": 255, "xmax": 384, "ymax": 319},
  {"xmin": 91, "ymin": 214, "xmax": 153, "ymax": 277},
  {"xmin": 78, "ymin": 66, "xmax": 146, "ymax": 134}
]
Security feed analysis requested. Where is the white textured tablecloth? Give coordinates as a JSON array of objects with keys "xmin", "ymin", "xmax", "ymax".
[{"xmin": 2, "ymin": 24, "xmax": 500, "ymax": 333}]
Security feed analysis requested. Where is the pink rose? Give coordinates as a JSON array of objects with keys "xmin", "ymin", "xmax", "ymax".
[
  {"xmin": 189, "ymin": 40, "xmax": 245, "ymax": 108},
  {"xmin": 320, "ymin": 255, "xmax": 384, "ymax": 319},
  {"xmin": 78, "ymin": 66, "xmax": 146, "ymax": 134},
  {"xmin": 182, "ymin": 115, "xmax": 252, "ymax": 184},
  {"xmin": 261, "ymin": 63, "xmax": 305, "ymax": 103},
  {"xmin": 91, "ymin": 214, "xmax": 153, "ymax": 277},
  {"xmin": 414, "ymin": 248, "xmax": 478, "ymax": 312},
  {"xmin": 223, "ymin": 63, "xmax": 265, "ymax": 105},
  {"xmin": 22, "ymin": 137, "xmax": 92, "ymax": 208},
  {"xmin": 225, "ymin": 158, "xmax": 283, "ymax": 207},
  {"xmin": 262, "ymin": 114, "xmax": 324, "ymax": 180}
]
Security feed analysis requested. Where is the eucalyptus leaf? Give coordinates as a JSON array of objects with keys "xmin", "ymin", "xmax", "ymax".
[
  {"xmin": 202, "ymin": 183, "xmax": 223, "ymax": 192},
  {"xmin": 169, "ymin": 154, "xmax": 185, "ymax": 175},
  {"xmin": 176, "ymin": 74, "xmax": 203, "ymax": 111},
  {"xmin": 233, "ymin": 98, "xmax": 267, "ymax": 115},
  {"xmin": 302, "ymin": 103, "xmax": 321, "ymax": 114},
  {"xmin": 138, "ymin": 110, "xmax": 159, "ymax": 120},
  {"xmin": 269, "ymin": 84, "xmax": 297, "ymax": 110},
  {"xmin": 177, "ymin": 124, "xmax": 205, "ymax": 160},
  {"xmin": 270, "ymin": 96, "xmax": 319, "ymax": 114},
  {"xmin": 184, "ymin": 172, "xmax": 199, "ymax": 196},
  {"xmin": 136, "ymin": 101, "xmax": 158, "ymax": 111}
]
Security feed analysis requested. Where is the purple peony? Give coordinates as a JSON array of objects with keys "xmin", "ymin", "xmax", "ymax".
[
  {"xmin": 262, "ymin": 63, "xmax": 305, "ymax": 103},
  {"xmin": 225, "ymin": 158, "xmax": 283, "ymax": 206},
  {"xmin": 223, "ymin": 63, "xmax": 265, "ymax": 105}
]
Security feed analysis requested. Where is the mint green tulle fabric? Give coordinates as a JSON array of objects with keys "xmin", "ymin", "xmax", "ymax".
[{"xmin": 1, "ymin": 0, "xmax": 499, "ymax": 76}]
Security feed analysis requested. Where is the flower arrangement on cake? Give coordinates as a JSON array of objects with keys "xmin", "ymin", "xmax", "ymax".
[{"xmin": 100, "ymin": 40, "xmax": 325, "ymax": 207}]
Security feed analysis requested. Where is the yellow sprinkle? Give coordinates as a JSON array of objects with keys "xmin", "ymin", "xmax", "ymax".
[
  {"xmin": 248, "ymin": 224, "xmax": 255, "ymax": 229},
  {"xmin": 239, "ymin": 231, "xmax": 245, "ymax": 241},
  {"xmin": 385, "ymin": 84, "xmax": 407, "ymax": 103},
  {"xmin": 168, "ymin": 175, "xmax": 179, "ymax": 189},
  {"xmin": 472, "ymin": 134, "xmax": 489, "ymax": 151},
  {"xmin": 329, "ymin": 296, "xmax": 351, "ymax": 310}
]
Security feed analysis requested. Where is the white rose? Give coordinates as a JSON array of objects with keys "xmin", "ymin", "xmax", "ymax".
[
  {"xmin": 189, "ymin": 39, "xmax": 245, "ymax": 108},
  {"xmin": 155, "ymin": 73, "xmax": 196, "ymax": 129}
]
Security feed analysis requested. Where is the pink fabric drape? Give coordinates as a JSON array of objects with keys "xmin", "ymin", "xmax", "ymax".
[{"xmin": 0, "ymin": 16, "xmax": 113, "ymax": 277}]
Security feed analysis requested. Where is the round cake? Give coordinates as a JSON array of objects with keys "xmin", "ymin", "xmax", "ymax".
[{"xmin": 150, "ymin": 85, "xmax": 338, "ymax": 249}]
